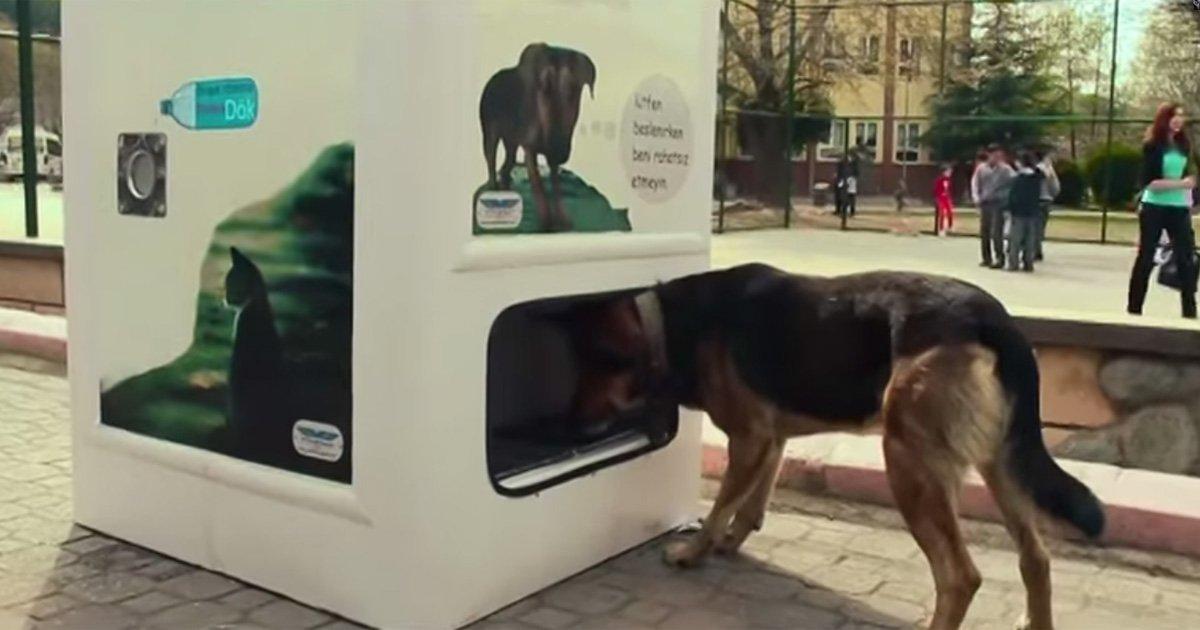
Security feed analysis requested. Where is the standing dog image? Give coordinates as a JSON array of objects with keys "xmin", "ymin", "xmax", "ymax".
[
  {"xmin": 480, "ymin": 43, "xmax": 596, "ymax": 232},
  {"xmin": 561, "ymin": 264, "xmax": 1104, "ymax": 630}
]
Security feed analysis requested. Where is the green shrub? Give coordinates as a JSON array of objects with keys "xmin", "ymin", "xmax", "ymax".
[
  {"xmin": 1052, "ymin": 159, "xmax": 1085, "ymax": 207},
  {"xmin": 1084, "ymin": 144, "xmax": 1142, "ymax": 207}
]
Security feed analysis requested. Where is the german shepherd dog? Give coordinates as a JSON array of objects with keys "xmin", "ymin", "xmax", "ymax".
[{"xmin": 561, "ymin": 264, "xmax": 1104, "ymax": 630}]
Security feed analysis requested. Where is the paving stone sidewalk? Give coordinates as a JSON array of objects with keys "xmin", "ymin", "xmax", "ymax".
[{"xmin": 2, "ymin": 355, "xmax": 1200, "ymax": 629}]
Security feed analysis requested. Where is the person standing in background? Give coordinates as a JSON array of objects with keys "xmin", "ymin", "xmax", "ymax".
[
  {"xmin": 969, "ymin": 149, "xmax": 988, "ymax": 207},
  {"xmin": 1128, "ymin": 102, "xmax": 1197, "ymax": 318},
  {"xmin": 933, "ymin": 165, "xmax": 954, "ymax": 236},
  {"xmin": 834, "ymin": 157, "xmax": 849, "ymax": 217},
  {"xmin": 1034, "ymin": 150, "xmax": 1060, "ymax": 261},
  {"xmin": 975, "ymin": 144, "xmax": 1015, "ymax": 268},
  {"xmin": 845, "ymin": 154, "xmax": 859, "ymax": 217},
  {"xmin": 1007, "ymin": 151, "xmax": 1045, "ymax": 272}
]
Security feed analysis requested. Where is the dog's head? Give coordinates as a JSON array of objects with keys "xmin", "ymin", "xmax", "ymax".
[
  {"xmin": 554, "ymin": 295, "xmax": 659, "ymax": 439},
  {"xmin": 518, "ymin": 43, "xmax": 596, "ymax": 165}
]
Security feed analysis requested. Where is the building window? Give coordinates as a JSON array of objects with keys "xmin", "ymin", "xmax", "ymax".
[
  {"xmin": 823, "ymin": 33, "xmax": 843, "ymax": 59},
  {"xmin": 860, "ymin": 35, "xmax": 880, "ymax": 74},
  {"xmin": 818, "ymin": 119, "xmax": 848, "ymax": 161},
  {"xmin": 895, "ymin": 122, "xmax": 922, "ymax": 163},
  {"xmin": 854, "ymin": 121, "xmax": 879, "ymax": 160},
  {"xmin": 899, "ymin": 37, "xmax": 920, "ymax": 77},
  {"xmin": 956, "ymin": 44, "xmax": 971, "ymax": 69}
]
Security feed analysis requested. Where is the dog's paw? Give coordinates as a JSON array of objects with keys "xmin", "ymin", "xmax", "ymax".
[
  {"xmin": 715, "ymin": 520, "xmax": 757, "ymax": 556},
  {"xmin": 713, "ymin": 533, "xmax": 746, "ymax": 556},
  {"xmin": 662, "ymin": 540, "xmax": 705, "ymax": 568}
]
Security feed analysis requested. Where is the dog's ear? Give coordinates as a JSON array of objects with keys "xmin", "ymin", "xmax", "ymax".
[{"xmin": 564, "ymin": 50, "xmax": 596, "ymax": 99}]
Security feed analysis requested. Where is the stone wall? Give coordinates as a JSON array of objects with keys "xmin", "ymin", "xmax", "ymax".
[
  {"xmin": 0, "ymin": 245, "xmax": 65, "ymax": 314},
  {"xmin": 1039, "ymin": 346, "xmax": 1200, "ymax": 476}
]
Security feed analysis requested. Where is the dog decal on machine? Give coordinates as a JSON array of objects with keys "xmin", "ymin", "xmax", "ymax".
[{"xmin": 475, "ymin": 43, "xmax": 631, "ymax": 235}]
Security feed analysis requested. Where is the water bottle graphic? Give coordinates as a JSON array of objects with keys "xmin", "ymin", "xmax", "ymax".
[{"xmin": 160, "ymin": 77, "xmax": 258, "ymax": 130}]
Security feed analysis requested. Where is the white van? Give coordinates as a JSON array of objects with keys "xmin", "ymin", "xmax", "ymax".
[{"xmin": 0, "ymin": 127, "xmax": 63, "ymax": 181}]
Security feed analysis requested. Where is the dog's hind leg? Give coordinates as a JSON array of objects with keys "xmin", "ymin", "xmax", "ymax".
[
  {"xmin": 716, "ymin": 438, "xmax": 785, "ymax": 555},
  {"xmin": 882, "ymin": 346, "xmax": 1003, "ymax": 630},
  {"xmin": 885, "ymin": 434, "xmax": 978, "ymax": 630},
  {"xmin": 664, "ymin": 433, "xmax": 772, "ymax": 567},
  {"xmin": 525, "ymin": 152, "xmax": 553, "ymax": 231},
  {"xmin": 979, "ymin": 464, "xmax": 1053, "ymax": 630}
]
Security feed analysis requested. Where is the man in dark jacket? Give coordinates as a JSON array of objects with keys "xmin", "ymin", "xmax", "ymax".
[{"xmin": 1007, "ymin": 151, "xmax": 1044, "ymax": 272}]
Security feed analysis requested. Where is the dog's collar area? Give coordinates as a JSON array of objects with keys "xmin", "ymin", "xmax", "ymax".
[{"xmin": 634, "ymin": 290, "xmax": 669, "ymax": 380}]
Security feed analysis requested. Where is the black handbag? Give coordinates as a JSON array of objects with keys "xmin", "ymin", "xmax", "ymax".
[{"xmin": 1157, "ymin": 248, "xmax": 1198, "ymax": 291}]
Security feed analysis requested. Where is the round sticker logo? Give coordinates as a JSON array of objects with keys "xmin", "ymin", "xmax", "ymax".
[{"xmin": 620, "ymin": 75, "xmax": 693, "ymax": 204}]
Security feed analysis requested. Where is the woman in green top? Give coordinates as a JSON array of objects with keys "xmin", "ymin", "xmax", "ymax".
[{"xmin": 1128, "ymin": 102, "xmax": 1197, "ymax": 318}]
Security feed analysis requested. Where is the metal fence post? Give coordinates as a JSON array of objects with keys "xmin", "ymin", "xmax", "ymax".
[
  {"xmin": 18, "ymin": 0, "xmax": 38, "ymax": 239},
  {"xmin": 938, "ymin": 0, "xmax": 948, "ymax": 97},
  {"xmin": 840, "ymin": 117, "xmax": 849, "ymax": 231},
  {"xmin": 716, "ymin": 0, "xmax": 730, "ymax": 234},
  {"xmin": 783, "ymin": 0, "xmax": 797, "ymax": 229},
  {"xmin": 1100, "ymin": 0, "xmax": 1120, "ymax": 245}
]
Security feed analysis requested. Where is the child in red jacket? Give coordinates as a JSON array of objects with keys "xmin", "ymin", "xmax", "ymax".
[{"xmin": 934, "ymin": 165, "xmax": 954, "ymax": 236}]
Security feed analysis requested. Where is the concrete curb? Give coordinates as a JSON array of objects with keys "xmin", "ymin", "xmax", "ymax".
[
  {"xmin": 0, "ymin": 307, "xmax": 67, "ymax": 363},
  {"xmin": 700, "ymin": 424, "xmax": 1200, "ymax": 558}
]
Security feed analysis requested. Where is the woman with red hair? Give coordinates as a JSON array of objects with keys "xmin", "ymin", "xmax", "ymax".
[{"xmin": 1128, "ymin": 103, "xmax": 1197, "ymax": 318}]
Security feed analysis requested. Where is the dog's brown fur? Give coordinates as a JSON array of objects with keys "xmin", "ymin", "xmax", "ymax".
[
  {"xmin": 562, "ymin": 267, "xmax": 1099, "ymax": 630},
  {"xmin": 662, "ymin": 340, "xmax": 1047, "ymax": 629}
]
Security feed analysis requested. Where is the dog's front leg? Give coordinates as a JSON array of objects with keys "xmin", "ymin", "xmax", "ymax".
[
  {"xmin": 716, "ymin": 439, "xmax": 785, "ymax": 555},
  {"xmin": 525, "ymin": 151, "xmax": 552, "ymax": 231},
  {"xmin": 547, "ymin": 163, "xmax": 572, "ymax": 232},
  {"xmin": 665, "ymin": 434, "xmax": 772, "ymax": 567}
]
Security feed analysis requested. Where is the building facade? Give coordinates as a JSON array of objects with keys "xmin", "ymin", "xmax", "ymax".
[{"xmin": 718, "ymin": 0, "xmax": 972, "ymax": 203}]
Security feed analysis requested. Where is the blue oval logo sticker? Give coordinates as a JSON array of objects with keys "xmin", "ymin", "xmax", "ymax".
[
  {"xmin": 475, "ymin": 190, "xmax": 523, "ymax": 229},
  {"xmin": 292, "ymin": 419, "xmax": 344, "ymax": 462}
]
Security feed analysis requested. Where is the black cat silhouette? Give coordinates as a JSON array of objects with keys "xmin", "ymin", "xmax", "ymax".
[{"xmin": 224, "ymin": 247, "xmax": 351, "ymax": 479}]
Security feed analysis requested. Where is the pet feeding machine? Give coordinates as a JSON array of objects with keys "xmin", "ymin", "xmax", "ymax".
[{"xmin": 64, "ymin": 1, "xmax": 718, "ymax": 627}]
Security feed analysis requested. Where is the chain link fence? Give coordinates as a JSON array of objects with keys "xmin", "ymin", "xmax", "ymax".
[{"xmin": 714, "ymin": 0, "xmax": 1200, "ymax": 245}]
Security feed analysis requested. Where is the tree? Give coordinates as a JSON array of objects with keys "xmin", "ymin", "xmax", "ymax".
[
  {"xmin": 0, "ymin": 0, "xmax": 60, "ymax": 36},
  {"xmin": 1084, "ymin": 143, "xmax": 1141, "ymax": 207},
  {"xmin": 32, "ymin": 39, "xmax": 60, "ymax": 136},
  {"xmin": 1036, "ymin": 3, "xmax": 1109, "ymax": 159},
  {"xmin": 923, "ymin": 3, "xmax": 1061, "ymax": 164},
  {"xmin": 1128, "ymin": 1, "xmax": 1200, "ymax": 119},
  {"xmin": 0, "ymin": 2, "xmax": 61, "ymax": 134},
  {"xmin": 720, "ymin": 0, "xmax": 865, "ymax": 204}
]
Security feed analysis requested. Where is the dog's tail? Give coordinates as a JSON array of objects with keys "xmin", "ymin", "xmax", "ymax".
[{"xmin": 978, "ymin": 320, "xmax": 1105, "ymax": 538}]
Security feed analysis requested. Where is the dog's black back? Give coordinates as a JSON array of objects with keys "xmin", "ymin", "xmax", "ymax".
[{"xmin": 656, "ymin": 263, "xmax": 1010, "ymax": 424}]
